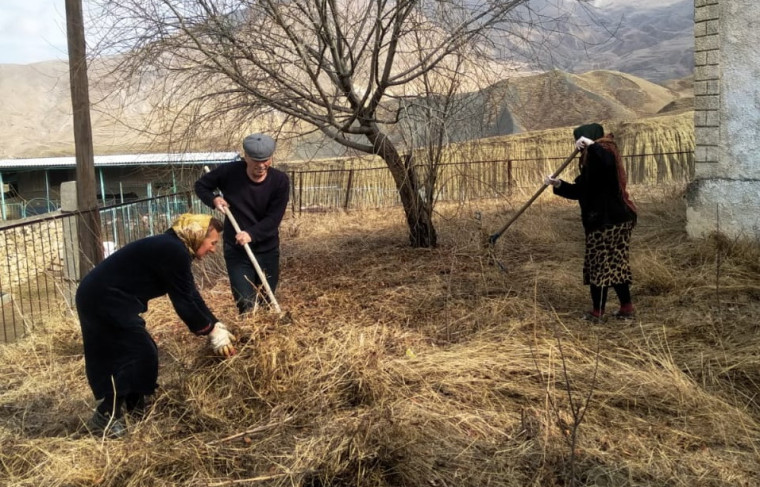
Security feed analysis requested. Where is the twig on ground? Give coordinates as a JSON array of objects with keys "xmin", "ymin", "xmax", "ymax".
[{"xmin": 205, "ymin": 415, "xmax": 294, "ymax": 446}]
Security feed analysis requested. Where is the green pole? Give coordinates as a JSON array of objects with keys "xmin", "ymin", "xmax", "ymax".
[{"xmin": 147, "ymin": 182, "xmax": 154, "ymax": 235}]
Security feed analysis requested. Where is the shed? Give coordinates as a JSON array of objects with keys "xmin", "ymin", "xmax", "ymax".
[{"xmin": 0, "ymin": 152, "xmax": 237, "ymax": 220}]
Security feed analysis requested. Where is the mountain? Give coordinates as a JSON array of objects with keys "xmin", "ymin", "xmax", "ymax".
[
  {"xmin": 0, "ymin": 0, "xmax": 694, "ymax": 160},
  {"xmin": 284, "ymin": 68, "xmax": 692, "ymax": 161},
  {"xmin": 544, "ymin": 0, "xmax": 694, "ymax": 82},
  {"xmin": 488, "ymin": 69, "xmax": 687, "ymax": 132},
  {"xmin": 496, "ymin": 0, "xmax": 694, "ymax": 83},
  {"xmin": 0, "ymin": 61, "xmax": 164, "ymax": 159}
]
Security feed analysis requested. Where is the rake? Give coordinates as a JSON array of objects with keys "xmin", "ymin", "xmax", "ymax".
[{"xmin": 488, "ymin": 148, "xmax": 579, "ymax": 246}]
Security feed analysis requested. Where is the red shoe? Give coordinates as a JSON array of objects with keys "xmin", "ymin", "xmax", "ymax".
[{"xmin": 612, "ymin": 305, "xmax": 636, "ymax": 320}]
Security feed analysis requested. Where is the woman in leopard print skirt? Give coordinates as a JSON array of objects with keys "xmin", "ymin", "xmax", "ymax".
[{"xmin": 545, "ymin": 123, "xmax": 638, "ymax": 322}]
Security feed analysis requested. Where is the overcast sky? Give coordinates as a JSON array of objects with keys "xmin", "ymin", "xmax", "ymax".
[
  {"xmin": 0, "ymin": 0, "xmax": 70, "ymax": 64},
  {"xmin": 0, "ymin": 0, "xmax": 690, "ymax": 65}
]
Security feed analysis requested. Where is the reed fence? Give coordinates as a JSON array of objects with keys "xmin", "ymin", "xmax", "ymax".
[{"xmin": 288, "ymin": 151, "xmax": 694, "ymax": 212}]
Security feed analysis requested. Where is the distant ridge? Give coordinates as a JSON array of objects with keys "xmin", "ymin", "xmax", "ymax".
[
  {"xmin": 540, "ymin": 0, "xmax": 694, "ymax": 83},
  {"xmin": 0, "ymin": 61, "xmax": 692, "ymax": 161}
]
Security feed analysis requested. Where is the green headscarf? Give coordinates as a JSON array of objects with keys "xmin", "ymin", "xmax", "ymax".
[
  {"xmin": 171, "ymin": 213, "xmax": 212, "ymax": 257},
  {"xmin": 573, "ymin": 123, "xmax": 604, "ymax": 142}
]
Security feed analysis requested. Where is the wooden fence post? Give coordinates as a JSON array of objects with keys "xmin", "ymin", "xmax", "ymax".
[{"xmin": 66, "ymin": 0, "xmax": 104, "ymax": 277}]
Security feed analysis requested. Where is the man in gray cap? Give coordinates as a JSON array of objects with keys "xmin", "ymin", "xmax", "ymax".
[{"xmin": 195, "ymin": 133, "xmax": 290, "ymax": 313}]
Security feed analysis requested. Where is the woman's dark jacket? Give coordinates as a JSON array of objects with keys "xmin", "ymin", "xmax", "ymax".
[
  {"xmin": 553, "ymin": 144, "xmax": 636, "ymax": 233},
  {"xmin": 76, "ymin": 229, "xmax": 218, "ymax": 398},
  {"xmin": 76, "ymin": 229, "xmax": 218, "ymax": 334}
]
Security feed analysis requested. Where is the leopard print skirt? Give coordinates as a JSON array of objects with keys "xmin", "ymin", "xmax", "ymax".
[{"xmin": 583, "ymin": 221, "xmax": 634, "ymax": 287}]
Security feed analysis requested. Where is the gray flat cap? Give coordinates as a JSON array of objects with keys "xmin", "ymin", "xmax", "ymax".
[{"xmin": 242, "ymin": 133, "xmax": 276, "ymax": 161}]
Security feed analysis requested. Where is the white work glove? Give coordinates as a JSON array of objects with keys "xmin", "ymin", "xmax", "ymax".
[
  {"xmin": 208, "ymin": 322, "xmax": 237, "ymax": 358},
  {"xmin": 575, "ymin": 136, "xmax": 595, "ymax": 151},
  {"xmin": 544, "ymin": 176, "xmax": 561, "ymax": 188}
]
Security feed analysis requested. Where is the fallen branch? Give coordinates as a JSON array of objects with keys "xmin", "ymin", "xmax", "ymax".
[
  {"xmin": 207, "ymin": 473, "xmax": 291, "ymax": 486},
  {"xmin": 205, "ymin": 415, "xmax": 294, "ymax": 446}
]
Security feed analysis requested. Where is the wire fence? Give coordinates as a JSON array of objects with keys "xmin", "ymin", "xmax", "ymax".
[
  {"xmin": 0, "ymin": 151, "xmax": 693, "ymax": 344},
  {"xmin": 0, "ymin": 192, "xmax": 212, "ymax": 344}
]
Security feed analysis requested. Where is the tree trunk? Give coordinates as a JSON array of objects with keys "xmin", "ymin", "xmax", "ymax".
[{"xmin": 368, "ymin": 128, "xmax": 437, "ymax": 248}]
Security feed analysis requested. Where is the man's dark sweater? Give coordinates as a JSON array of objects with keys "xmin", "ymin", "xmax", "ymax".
[{"xmin": 195, "ymin": 158, "xmax": 290, "ymax": 253}]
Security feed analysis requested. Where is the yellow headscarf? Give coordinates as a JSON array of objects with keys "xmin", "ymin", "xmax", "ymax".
[{"xmin": 171, "ymin": 213, "xmax": 212, "ymax": 257}]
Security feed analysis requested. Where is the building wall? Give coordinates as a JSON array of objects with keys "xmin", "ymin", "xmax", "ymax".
[{"xmin": 687, "ymin": 0, "xmax": 760, "ymax": 239}]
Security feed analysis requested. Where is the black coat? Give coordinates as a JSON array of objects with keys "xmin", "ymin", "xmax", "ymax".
[
  {"xmin": 553, "ymin": 144, "xmax": 636, "ymax": 233},
  {"xmin": 76, "ymin": 230, "xmax": 217, "ymax": 398}
]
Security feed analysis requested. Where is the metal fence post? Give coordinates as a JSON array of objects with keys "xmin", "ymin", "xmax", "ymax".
[
  {"xmin": 344, "ymin": 169, "xmax": 354, "ymax": 210},
  {"xmin": 298, "ymin": 172, "xmax": 303, "ymax": 216},
  {"xmin": 289, "ymin": 171, "xmax": 296, "ymax": 217}
]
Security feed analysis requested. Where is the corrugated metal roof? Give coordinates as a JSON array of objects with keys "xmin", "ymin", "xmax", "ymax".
[{"xmin": 0, "ymin": 152, "xmax": 239, "ymax": 170}]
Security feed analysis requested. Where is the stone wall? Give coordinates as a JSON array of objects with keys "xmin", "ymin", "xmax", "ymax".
[
  {"xmin": 686, "ymin": 0, "xmax": 760, "ymax": 239},
  {"xmin": 0, "ymin": 218, "xmax": 68, "ymax": 290}
]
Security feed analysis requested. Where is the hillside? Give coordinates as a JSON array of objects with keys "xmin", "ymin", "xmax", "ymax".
[
  {"xmin": 486, "ymin": 69, "xmax": 687, "ymax": 133},
  {"xmin": 0, "ymin": 61, "xmax": 168, "ymax": 159},
  {"xmin": 0, "ymin": 61, "xmax": 693, "ymax": 161},
  {"xmin": 541, "ymin": 0, "xmax": 694, "ymax": 82}
]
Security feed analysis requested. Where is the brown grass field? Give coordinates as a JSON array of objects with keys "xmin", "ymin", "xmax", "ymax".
[{"xmin": 1, "ymin": 184, "xmax": 759, "ymax": 487}]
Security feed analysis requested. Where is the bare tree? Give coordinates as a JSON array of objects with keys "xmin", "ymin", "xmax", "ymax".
[
  {"xmin": 90, "ymin": 0, "xmax": 583, "ymax": 247},
  {"xmin": 396, "ymin": 50, "xmax": 475, "ymax": 218}
]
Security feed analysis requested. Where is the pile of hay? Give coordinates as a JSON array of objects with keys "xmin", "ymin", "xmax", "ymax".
[{"xmin": 2, "ymin": 184, "xmax": 759, "ymax": 487}]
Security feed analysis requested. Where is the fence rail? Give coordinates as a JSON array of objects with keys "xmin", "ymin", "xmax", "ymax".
[{"xmin": 0, "ymin": 151, "xmax": 693, "ymax": 343}]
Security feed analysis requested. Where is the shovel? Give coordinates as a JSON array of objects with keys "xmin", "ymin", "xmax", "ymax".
[
  {"xmin": 203, "ymin": 166, "xmax": 282, "ymax": 313},
  {"xmin": 488, "ymin": 148, "xmax": 579, "ymax": 246}
]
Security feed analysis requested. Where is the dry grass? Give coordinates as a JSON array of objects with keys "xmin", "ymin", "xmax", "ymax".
[{"xmin": 2, "ymin": 184, "xmax": 759, "ymax": 487}]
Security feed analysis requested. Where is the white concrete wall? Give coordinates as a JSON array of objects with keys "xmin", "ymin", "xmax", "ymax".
[{"xmin": 687, "ymin": 0, "xmax": 760, "ymax": 239}]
